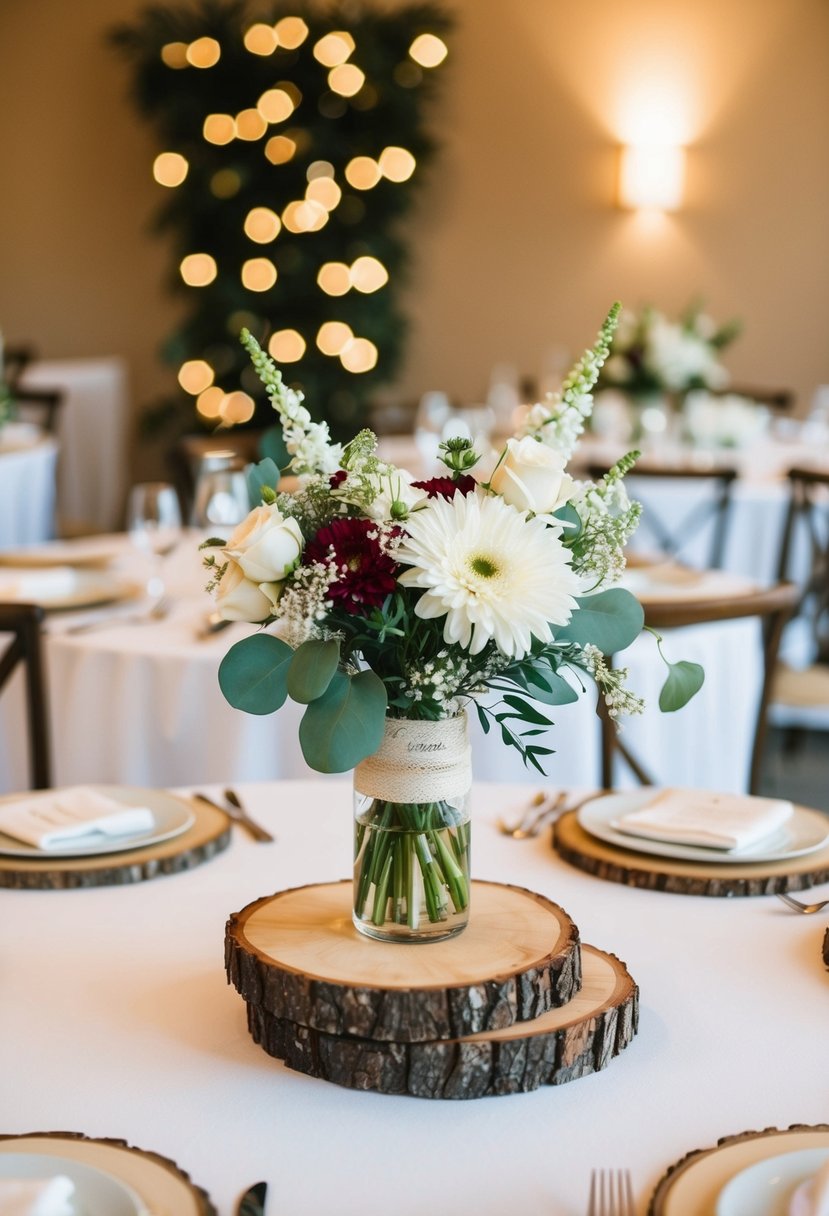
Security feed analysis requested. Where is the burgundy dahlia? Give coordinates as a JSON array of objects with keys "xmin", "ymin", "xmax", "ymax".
[
  {"xmin": 329, "ymin": 470, "xmax": 347, "ymax": 489},
  {"xmin": 304, "ymin": 518, "xmax": 397, "ymax": 614},
  {"xmin": 411, "ymin": 474, "xmax": 477, "ymax": 500}
]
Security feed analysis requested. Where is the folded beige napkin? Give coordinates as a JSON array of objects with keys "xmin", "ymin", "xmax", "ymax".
[
  {"xmin": 0, "ymin": 787, "xmax": 155, "ymax": 849},
  {"xmin": 0, "ymin": 1175, "xmax": 75, "ymax": 1215},
  {"xmin": 0, "ymin": 567, "xmax": 79, "ymax": 601},
  {"xmin": 612, "ymin": 788, "xmax": 794, "ymax": 851}
]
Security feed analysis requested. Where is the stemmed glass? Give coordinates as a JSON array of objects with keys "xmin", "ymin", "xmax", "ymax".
[{"xmin": 126, "ymin": 481, "xmax": 183, "ymax": 602}]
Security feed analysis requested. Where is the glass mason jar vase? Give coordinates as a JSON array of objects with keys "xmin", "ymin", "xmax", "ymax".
[{"xmin": 352, "ymin": 713, "xmax": 472, "ymax": 943}]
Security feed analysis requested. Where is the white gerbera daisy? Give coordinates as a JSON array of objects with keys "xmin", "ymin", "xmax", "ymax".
[{"xmin": 396, "ymin": 490, "xmax": 581, "ymax": 659}]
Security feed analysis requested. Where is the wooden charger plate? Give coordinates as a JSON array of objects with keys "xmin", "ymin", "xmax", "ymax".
[
  {"xmin": 553, "ymin": 808, "xmax": 829, "ymax": 897},
  {"xmin": 0, "ymin": 1132, "xmax": 216, "ymax": 1215},
  {"xmin": 0, "ymin": 797, "xmax": 231, "ymax": 890},
  {"xmin": 226, "ymin": 879, "xmax": 582, "ymax": 1042}
]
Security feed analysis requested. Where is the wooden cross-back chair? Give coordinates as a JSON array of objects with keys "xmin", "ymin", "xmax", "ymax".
[
  {"xmin": 0, "ymin": 603, "xmax": 51, "ymax": 789},
  {"xmin": 587, "ymin": 462, "xmax": 739, "ymax": 570},
  {"xmin": 3, "ymin": 343, "xmax": 38, "ymax": 391},
  {"xmin": 599, "ymin": 581, "xmax": 799, "ymax": 795},
  {"xmin": 12, "ymin": 387, "xmax": 64, "ymax": 434}
]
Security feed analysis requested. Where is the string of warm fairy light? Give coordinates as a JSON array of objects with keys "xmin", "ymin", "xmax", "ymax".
[{"xmin": 151, "ymin": 17, "xmax": 448, "ymax": 427}]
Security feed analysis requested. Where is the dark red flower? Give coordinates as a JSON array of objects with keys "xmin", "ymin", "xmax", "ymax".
[
  {"xmin": 304, "ymin": 518, "xmax": 397, "ymax": 614},
  {"xmin": 411, "ymin": 475, "xmax": 477, "ymax": 500},
  {"xmin": 329, "ymin": 470, "xmax": 347, "ymax": 488}
]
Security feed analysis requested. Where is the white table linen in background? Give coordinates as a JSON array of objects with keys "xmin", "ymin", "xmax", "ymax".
[
  {"xmin": 20, "ymin": 357, "xmax": 129, "ymax": 533},
  {"xmin": 0, "ymin": 536, "xmax": 762, "ymax": 796},
  {"xmin": 1, "ymin": 780, "xmax": 826, "ymax": 1216},
  {"xmin": 0, "ymin": 439, "xmax": 57, "ymax": 547}
]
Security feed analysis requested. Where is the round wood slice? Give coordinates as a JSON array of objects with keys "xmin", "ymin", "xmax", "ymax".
[
  {"xmin": 243, "ymin": 944, "xmax": 636, "ymax": 1098},
  {"xmin": 225, "ymin": 879, "xmax": 582, "ymax": 1042},
  {"xmin": 824, "ymin": 928, "xmax": 829, "ymax": 969},
  {"xmin": 647, "ymin": 1124, "xmax": 829, "ymax": 1215},
  {"xmin": 0, "ymin": 798, "xmax": 231, "ymax": 890},
  {"xmin": 553, "ymin": 808, "xmax": 829, "ymax": 897},
  {"xmin": 0, "ymin": 1131, "xmax": 217, "ymax": 1215}
]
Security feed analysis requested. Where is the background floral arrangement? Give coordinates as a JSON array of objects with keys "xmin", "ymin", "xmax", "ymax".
[
  {"xmin": 205, "ymin": 302, "xmax": 703, "ymax": 777},
  {"xmin": 597, "ymin": 301, "xmax": 742, "ymax": 400}
]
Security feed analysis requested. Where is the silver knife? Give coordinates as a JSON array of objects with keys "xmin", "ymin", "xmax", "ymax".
[{"xmin": 237, "ymin": 1181, "xmax": 267, "ymax": 1216}]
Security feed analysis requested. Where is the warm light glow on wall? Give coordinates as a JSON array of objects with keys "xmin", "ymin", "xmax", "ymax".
[
  {"xmin": 196, "ymin": 386, "xmax": 226, "ymax": 419},
  {"xmin": 313, "ymin": 32, "xmax": 355, "ymax": 67},
  {"xmin": 344, "ymin": 156, "xmax": 381, "ymax": 189},
  {"xmin": 244, "ymin": 207, "xmax": 281, "ymax": 243},
  {"xmin": 378, "ymin": 146, "xmax": 416, "ymax": 182},
  {"xmin": 317, "ymin": 321, "xmax": 353, "ymax": 355},
  {"xmin": 269, "ymin": 329, "xmax": 306, "ymax": 362},
  {"xmin": 618, "ymin": 143, "xmax": 685, "ymax": 211},
  {"xmin": 408, "ymin": 33, "xmax": 448, "ymax": 68},
  {"xmin": 265, "ymin": 135, "xmax": 297, "ymax": 164},
  {"xmin": 178, "ymin": 360, "xmax": 215, "ymax": 394},
  {"xmin": 257, "ymin": 88, "xmax": 295, "ymax": 124},
  {"xmin": 186, "ymin": 37, "xmax": 221, "ymax": 68},
  {"xmin": 244, "ymin": 23, "xmax": 277, "ymax": 56},
  {"xmin": 350, "ymin": 256, "xmax": 388, "ymax": 293},
  {"xmin": 180, "ymin": 253, "xmax": 217, "ymax": 286},
  {"xmin": 328, "ymin": 64, "xmax": 365, "ymax": 97},
  {"xmin": 161, "ymin": 42, "xmax": 189, "ymax": 69},
  {"xmin": 153, "ymin": 152, "xmax": 189, "ymax": 187},
  {"xmin": 235, "ymin": 109, "xmax": 267, "ymax": 141},
  {"xmin": 274, "ymin": 16, "xmax": 309, "ymax": 49},
  {"xmin": 241, "ymin": 258, "xmax": 278, "ymax": 291},
  {"xmin": 220, "ymin": 391, "xmax": 255, "ymax": 424},
  {"xmin": 203, "ymin": 114, "xmax": 236, "ymax": 145},
  {"xmin": 340, "ymin": 337, "xmax": 378, "ymax": 373}
]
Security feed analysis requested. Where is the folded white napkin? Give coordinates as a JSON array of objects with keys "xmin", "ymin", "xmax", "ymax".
[
  {"xmin": 0, "ymin": 567, "xmax": 79, "ymax": 601},
  {"xmin": 0, "ymin": 1175, "xmax": 75, "ymax": 1215},
  {"xmin": 0, "ymin": 787, "xmax": 155, "ymax": 849},
  {"xmin": 612, "ymin": 788, "xmax": 794, "ymax": 851}
]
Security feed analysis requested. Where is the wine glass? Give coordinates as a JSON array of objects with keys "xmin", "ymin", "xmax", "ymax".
[
  {"xmin": 126, "ymin": 481, "xmax": 182, "ymax": 601},
  {"xmin": 190, "ymin": 452, "xmax": 251, "ymax": 533}
]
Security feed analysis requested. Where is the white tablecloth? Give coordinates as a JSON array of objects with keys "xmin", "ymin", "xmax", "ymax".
[
  {"xmin": 0, "ymin": 437, "xmax": 58, "ymax": 547},
  {"xmin": 0, "ymin": 538, "xmax": 763, "ymax": 796},
  {"xmin": 20, "ymin": 357, "xmax": 129, "ymax": 533},
  {"xmin": 1, "ymin": 779, "xmax": 826, "ymax": 1216}
]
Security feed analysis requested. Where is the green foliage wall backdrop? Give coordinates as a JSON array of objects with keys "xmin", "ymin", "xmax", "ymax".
[{"xmin": 111, "ymin": 0, "xmax": 451, "ymax": 441}]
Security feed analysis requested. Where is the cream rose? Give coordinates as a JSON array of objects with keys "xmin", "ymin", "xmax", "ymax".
[
  {"xmin": 224, "ymin": 504, "xmax": 303, "ymax": 584},
  {"xmin": 215, "ymin": 559, "xmax": 276, "ymax": 622},
  {"xmin": 490, "ymin": 436, "xmax": 575, "ymax": 514}
]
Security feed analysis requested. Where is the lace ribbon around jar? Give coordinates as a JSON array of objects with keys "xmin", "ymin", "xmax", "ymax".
[{"xmin": 354, "ymin": 715, "xmax": 472, "ymax": 805}]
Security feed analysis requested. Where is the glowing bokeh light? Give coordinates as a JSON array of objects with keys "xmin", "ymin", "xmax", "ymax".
[
  {"xmin": 265, "ymin": 135, "xmax": 297, "ymax": 164},
  {"xmin": 378, "ymin": 146, "xmax": 416, "ymax": 182},
  {"xmin": 220, "ymin": 391, "xmax": 255, "ymax": 424},
  {"xmin": 180, "ymin": 253, "xmax": 218, "ymax": 286},
  {"xmin": 152, "ymin": 151, "xmax": 188, "ymax": 187},
  {"xmin": 210, "ymin": 169, "xmax": 241, "ymax": 198},
  {"xmin": 282, "ymin": 199, "xmax": 328, "ymax": 233},
  {"xmin": 274, "ymin": 16, "xmax": 309, "ymax": 49},
  {"xmin": 244, "ymin": 23, "xmax": 277, "ymax": 56},
  {"xmin": 317, "ymin": 321, "xmax": 354, "ymax": 355},
  {"xmin": 186, "ymin": 37, "xmax": 221, "ymax": 68},
  {"xmin": 340, "ymin": 337, "xmax": 378, "ymax": 373},
  {"xmin": 241, "ymin": 258, "xmax": 278, "ymax": 291},
  {"xmin": 203, "ymin": 114, "xmax": 236, "ymax": 145},
  {"xmin": 235, "ymin": 109, "xmax": 267, "ymax": 141},
  {"xmin": 408, "ymin": 33, "xmax": 448, "ymax": 68},
  {"xmin": 305, "ymin": 176, "xmax": 341, "ymax": 210},
  {"xmin": 196, "ymin": 386, "xmax": 226, "ymax": 419},
  {"xmin": 317, "ymin": 262, "xmax": 351, "ymax": 296},
  {"xmin": 328, "ymin": 63, "xmax": 365, "ymax": 97},
  {"xmin": 307, "ymin": 160, "xmax": 335, "ymax": 181},
  {"xmin": 244, "ymin": 207, "xmax": 282, "ymax": 243},
  {"xmin": 161, "ymin": 42, "xmax": 189, "ymax": 69},
  {"xmin": 178, "ymin": 360, "xmax": 215, "ymax": 394},
  {"xmin": 268, "ymin": 329, "xmax": 306, "ymax": 362},
  {"xmin": 344, "ymin": 156, "xmax": 381, "ymax": 190},
  {"xmin": 350, "ymin": 256, "xmax": 388, "ymax": 293},
  {"xmin": 257, "ymin": 88, "xmax": 295, "ymax": 124},
  {"xmin": 313, "ymin": 32, "xmax": 355, "ymax": 67}
]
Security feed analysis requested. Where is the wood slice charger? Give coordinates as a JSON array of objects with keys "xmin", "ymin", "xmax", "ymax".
[{"xmin": 225, "ymin": 879, "xmax": 582, "ymax": 1043}]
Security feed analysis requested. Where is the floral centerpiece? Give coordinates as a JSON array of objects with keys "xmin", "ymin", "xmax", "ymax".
[{"xmin": 204, "ymin": 303, "xmax": 702, "ymax": 942}]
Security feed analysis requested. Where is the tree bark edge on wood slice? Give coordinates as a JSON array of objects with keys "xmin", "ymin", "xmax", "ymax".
[
  {"xmin": 647, "ymin": 1124, "xmax": 829, "ymax": 1215},
  {"xmin": 0, "ymin": 1131, "xmax": 217, "ymax": 1215},
  {"xmin": 553, "ymin": 809, "xmax": 829, "ymax": 898},
  {"xmin": 225, "ymin": 879, "xmax": 582, "ymax": 1043},
  {"xmin": 242, "ymin": 945, "xmax": 636, "ymax": 1099}
]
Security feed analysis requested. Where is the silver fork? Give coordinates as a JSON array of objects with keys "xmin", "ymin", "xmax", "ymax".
[
  {"xmin": 65, "ymin": 596, "xmax": 172, "ymax": 634},
  {"xmin": 588, "ymin": 1169, "xmax": 635, "ymax": 1216},
  {"xmin": 496, "ymin": 791, "xmax": 566, "ymax": 838},
  {"xmin": 777, "ymin": 892, "xmax": 829, "ymax": 914},
  {"xmin": 195, "ymin": 790, "xmax": 275, "ymax": 843}
]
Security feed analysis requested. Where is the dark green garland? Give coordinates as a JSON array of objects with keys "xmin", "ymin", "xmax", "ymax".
[{"xmin": 110, "ymin": 0, "xmax": 451, "ymax": 441}]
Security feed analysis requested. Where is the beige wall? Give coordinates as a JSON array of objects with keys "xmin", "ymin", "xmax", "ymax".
[{"xmin": 1, "ymin": 0, "xmax": 827, "ymax": 477}]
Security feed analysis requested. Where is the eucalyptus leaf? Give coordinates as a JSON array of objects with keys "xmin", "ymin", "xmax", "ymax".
[
  {"xmin": 659, "ymin": 660, "xmax": 705, "ymax": 712},
  {"xmin": 246, "ymin": 456, "xmax": 281, "ymax": 508},
  {"xmin": 218, "ymin": 634, "xmax": 293, "ymax": 715},
  {"xmin": 524, "ymin": 666, "xmax": 579, "ymax": 705},
  {"xmin": 287, "ymin": 638, "xmax": 340, "ymax": 703},
  {"xmin": 553, "ymin": 501, "xmax": 582, "ymax": 536},
  {"xmin": 257, "ymin": 425, "xmax": 291, "ymax": 472},
  {"xmin": 557, "ymin": 588, "xmax": 644, "ymax": 653},
  {"xmin": 299, "ymin": 669, "xmax": 388, "ymax": 772}
]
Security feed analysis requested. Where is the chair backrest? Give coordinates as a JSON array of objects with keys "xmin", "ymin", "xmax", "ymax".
[
  {"xmin": 12, "ymin": 387, "xmax": 64, "ymax": 434},
  {"xmin": 775, "ymin": 466, "xmax": 829, "ymax": 666},
  {"xmin": 4, "ymin": 343, "xmax": 38, "ymax": 391},
  {"xmin": 719, "ymin": 385, "xmax": 795, "ymax": 413},
  {"xmin": 0, "ymin": 602, "xmax": 51, "ymax": 789},
  {"xmin": 588, "ymin": 462, "xmax": 738, "ymax": 569},
  {"xmin": 599, "ymin": 580, "xmax": 799, "ymax": 794}
]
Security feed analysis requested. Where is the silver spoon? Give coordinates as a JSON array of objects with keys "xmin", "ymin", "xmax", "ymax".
[{"xmin": 776, "ymin": 892, "xmax": 829, "ymax": 914}]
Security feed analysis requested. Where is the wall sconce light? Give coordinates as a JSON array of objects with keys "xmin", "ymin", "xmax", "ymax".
[{"xmin": 617, "ymin": 143, "xmax": 685, "ymax": 211}]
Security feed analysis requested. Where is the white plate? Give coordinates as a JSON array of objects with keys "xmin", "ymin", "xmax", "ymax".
[
  {"xmin": 0, "ymin": 786, "xmax": 196, "ymax": 858},
  {"xmin": 0, "ymin": 535, "xmax": 125, "ymax": 568},
  {"xmin": 716, "ymin": 1148, "xmax": 829, "ymax": 1216},
  {"xmin": 0, "ymin": 1152, "xmax": 144, "ymax": 1216},
  {"xmin": 0, "ymin": 567, "xmax": 139, "ymax": 610},
  {"xmin": 577, "ymin": 790, "xmax": 829, "ymax": 864}
]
